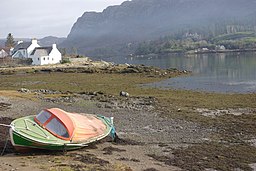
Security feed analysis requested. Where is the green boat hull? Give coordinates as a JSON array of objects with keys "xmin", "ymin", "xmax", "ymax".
[
  {"xmin": 10, "ymin": 115, "xmax": 115, "ymax": 151},
  {"xmin": 11, "ymin": 129, "xmax": 82, "ymax": 151}
]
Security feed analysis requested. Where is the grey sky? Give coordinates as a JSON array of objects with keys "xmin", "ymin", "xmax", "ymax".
[{"xmin": 0, "ymin": 0, "xmax": 126, "ymax": 39}]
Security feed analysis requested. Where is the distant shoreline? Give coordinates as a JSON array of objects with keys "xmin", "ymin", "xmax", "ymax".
[
  {"xmin": 187, "ymin": 48, "xmax": 256, "ymax": 55},
  {"xmin": 131, "ymin": 48, "xmax": 256, "ymax": 58}
]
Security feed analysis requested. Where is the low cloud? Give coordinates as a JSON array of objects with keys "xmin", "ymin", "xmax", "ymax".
[{"xmin": 0, "ymin": 0, "xmax": 125, "ymax": 38}]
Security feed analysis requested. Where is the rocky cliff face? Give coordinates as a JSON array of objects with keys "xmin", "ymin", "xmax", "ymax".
[{"xmin": 62, "ymin": 0, "xmax": 256, "ymax": 57}]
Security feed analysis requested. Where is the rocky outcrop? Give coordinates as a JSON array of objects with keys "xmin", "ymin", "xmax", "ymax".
[{"xmin": 62, "ymin": 0, "xmax": 256, "ymax": 57}]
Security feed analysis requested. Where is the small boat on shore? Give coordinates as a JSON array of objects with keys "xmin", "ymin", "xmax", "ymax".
[{"xmin": 9, "ymin": 108, "xmax": 116, "ymax": 151}]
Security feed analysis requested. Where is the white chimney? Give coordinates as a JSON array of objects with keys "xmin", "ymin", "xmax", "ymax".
[
  {"xmin": 31, "ymin": 38, "xmax": 37, "ymax": 45},
  {"xmin": 52, "ymin": 44, "xmax": 57, "ymax": 49}
]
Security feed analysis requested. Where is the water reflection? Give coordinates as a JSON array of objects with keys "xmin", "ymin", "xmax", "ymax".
[{"xmin": 110, "ymin": 52, "xmax": 256, "ymax": 93}]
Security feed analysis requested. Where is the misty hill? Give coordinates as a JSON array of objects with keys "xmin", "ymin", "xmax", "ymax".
[
  {"xmin": 0, "ymin": 39, "xmax": 5, "ymax": 47},
  {"xmin": 39, "ymin": 36, "xmax": 66, "ymax": 46},
  {"xmin": 62, "ymin": 0, "xmax": 256, "ymax": 57},
  {"xmin": 0, "ymin": 36, "xmax": 65, "ymax": 48}
]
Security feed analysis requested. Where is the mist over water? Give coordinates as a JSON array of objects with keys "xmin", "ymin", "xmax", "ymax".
[{"xmin": 110, "ymin": 52, "xmax": 256, "ymax": 93}]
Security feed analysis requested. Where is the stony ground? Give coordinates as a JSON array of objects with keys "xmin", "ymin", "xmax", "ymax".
[{"xmin": 0, "ymin": 89, "xmax": 211, "ymax": 171}]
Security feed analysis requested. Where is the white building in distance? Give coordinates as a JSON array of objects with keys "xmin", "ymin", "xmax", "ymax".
[
  {"xmin": 11, "ymin": 39, "xmax": 62, "ymax": 65},
  {"xmin": 12, "ymin": 39, "xmax": 40, "ymax": 58},
  {"xmin": 30, "ymin": 44, "xmax": 62, "ymax": 65}
]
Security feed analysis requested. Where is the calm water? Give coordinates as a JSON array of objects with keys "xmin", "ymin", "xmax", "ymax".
[{"xmin": 110, "ymin": 52, "xmax": 256, "ymax": 93}]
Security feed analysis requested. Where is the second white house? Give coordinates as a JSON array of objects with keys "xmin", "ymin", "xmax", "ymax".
[{"xmin": 30, "ymin": 44, "xmax": 62, "ymax": 65}]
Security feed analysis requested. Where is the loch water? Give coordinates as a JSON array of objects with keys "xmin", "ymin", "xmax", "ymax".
[{"xmin": 111, "ymin": 52, "xmax": 256, "ymax": 93}]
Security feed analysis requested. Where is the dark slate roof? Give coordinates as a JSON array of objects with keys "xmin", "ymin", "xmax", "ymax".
[
  {"xmin": 13, "ymin": 42, "xmax": 32, "ymax": 53},
  {"xmin": 30, "ymin": 47, "xmax": 52, "ymax": 56}
]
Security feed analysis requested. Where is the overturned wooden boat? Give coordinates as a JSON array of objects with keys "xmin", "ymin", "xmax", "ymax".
[{"xmin": 9, "ymin": 108, "xmax": 116, "ymax": 151}]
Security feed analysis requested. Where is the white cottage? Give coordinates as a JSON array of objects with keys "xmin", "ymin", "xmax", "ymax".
[
  {"xmin": 0, "ymin": 49, "xmax": 9, "ymax": 58},
  {"xmin": 12, "ymin": 39, "xmax": 40, "ymax": 58},
  {"xmin": 30, "ymin": 44, "xmax": 62, "ymax": 65}
]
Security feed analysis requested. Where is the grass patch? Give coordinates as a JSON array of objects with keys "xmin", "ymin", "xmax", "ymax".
[
  {"xmin": 49, "ymin": 166, "xmax": 74, "ymax": 171},
  {"xmin": 0, "ymin": 72, "xmax": 164, "ymax": 95},
  {"xmin": 213, "ymin": 32, "xmax": 256, "ymax": 42}
]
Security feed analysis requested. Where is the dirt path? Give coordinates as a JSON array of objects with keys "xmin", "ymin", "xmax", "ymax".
[{"xmin": 0, "ymin": 90, "xmax": 211, "ymax": 171}]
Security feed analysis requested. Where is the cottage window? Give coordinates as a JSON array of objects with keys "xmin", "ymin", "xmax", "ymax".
[
  {"xmin": 52, "ymin": 58, "xmax": 54, "ymax": 61},
  {"xmin": 38, "ymin": 58, "xmax": 39, "ymax": 61},
  {"xmin": 43, "ymin": 57, "xmax": 45, "ymax": 60},
  {"xmin": 47, "ymin": 57, "xmax": 49, "ymax": 60}
]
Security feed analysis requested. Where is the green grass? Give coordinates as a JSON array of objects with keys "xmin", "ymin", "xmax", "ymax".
[
  {"xmin": 243, "ymin": 37, "xmax": 256, "ymax": 43},
  {"xmin": 0, "ymin": 72, "xmax": 164, "ymax": 94},
  {"xmin": 213, "ymin": 32, "xmax": 256, "ymax": 42}
]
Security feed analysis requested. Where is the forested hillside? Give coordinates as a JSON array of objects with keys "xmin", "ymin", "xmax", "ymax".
[{"xmin": 61, "ymin": 0, "xmax": 256, "ymax": 58}]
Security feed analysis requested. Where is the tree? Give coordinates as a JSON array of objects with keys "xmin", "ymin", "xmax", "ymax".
[{"xmin": 5, "ymin": 33, "xmax": 15, "ymax": 48}]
